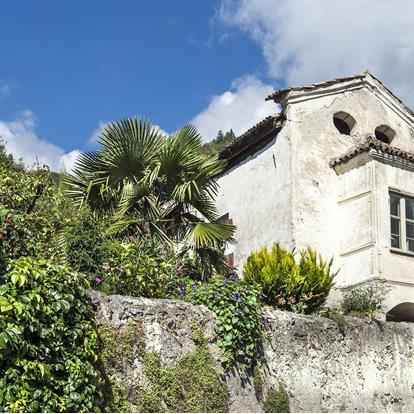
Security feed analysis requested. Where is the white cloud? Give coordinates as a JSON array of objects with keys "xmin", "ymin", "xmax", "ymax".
[
  {"xmin": 191, "ymin": 75, "xmax": 276, "ymax": 141},
  {"xmin": 88, "ymin": 120, "xmax": 108, "ymax": 144},
  {"xmin": 0, "ymin": 110, "xmax": 80, "ymax": 172},
  {"xmin": 219, "ymin": 0, "xmax": 414, "ymax": 106}
]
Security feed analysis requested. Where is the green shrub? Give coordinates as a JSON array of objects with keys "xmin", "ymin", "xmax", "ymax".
[
  {"xmin": 64, "ymin": 213, "xmax": 110, "ymax": 275},
  {"xmin": 243, "ymin": 244, "xmax": 337, "ymax": 313},
  {"xmin": 340, "ymin": 283, "xmax": 388, "ymax": 318},
  {"xmin": 184, "ymin": 274, "xmax": 269, "ymax": 370},
  {"xmin": 262, "ymin": 383, "xmax": 290, "ymax": 413},
  {"xmin": 0, "ymin": 208, "xmax": 43, "ymax": 264},
  {"xmin": 0, "ymin": 257, "xmax": 101, "ymax": 412},
  {"xmin": 96, "ymin": 238, "xmax": 180, "ymax": 299},
  {"xmin": 318, "ymin": 306, "xmax": 347, "ymax": 335}
]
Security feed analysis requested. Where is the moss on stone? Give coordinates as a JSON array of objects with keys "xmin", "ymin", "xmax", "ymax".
[
  {"xmin": 263, "ymin": 383, "xmax": 290, "ymax": 413},
  {"xmin": 98, "ymin": 321, "xmax": 144, "ymax": 412},
  {"xmin": 102, "ymin": 375, "xmax": 132, "ymax": 413},
  {"xmin": 99, "ymin": 321, "xmax": 144, "ymax": 372},
  {"xmin": 98, "ymin": 320, "xmax": 229, "ymax": 413},
  {"xmin": 138, "ymin": 344, "xmax": 229, "ymax": 413},
  {"xmin": 253, "ymin": 364, "xmax": 264, "ymax": 402}
]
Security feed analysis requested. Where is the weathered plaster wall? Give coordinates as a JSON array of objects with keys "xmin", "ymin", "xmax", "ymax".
[
  {"xmin": 284, "ymin": 86, "xmax": 414, "ymax": 310},
  {"xmin": 215, "ymin": 123, "xmax": 293, "ymax": 268},
  {"xmin": 216, "ymin": 78, "xmax": 414, "ymax": 313},
  {"xmin": 373, "ymin": 159, "xmax": 414, "ymax": 311},
  {"xmin": 90, "ymin": 291, "xmax": 414, "ymax": 413}
]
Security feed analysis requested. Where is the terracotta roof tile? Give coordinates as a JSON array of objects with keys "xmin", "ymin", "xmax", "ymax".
[
  {"xmin": 219, "ymin": 114, "xmax": 285, "ymax": 170},
  {"xmin": 330, "ymin": 136, "xmax": 414, "ymax": 167},
  {"xmin": 266, "ymin": 73, "xmax": 366, "ymax": 102}
]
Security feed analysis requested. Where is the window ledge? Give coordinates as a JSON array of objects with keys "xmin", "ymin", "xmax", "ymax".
[{"xmin": 390, "ymin": 248, "xmax": 414, "ymax": 258}]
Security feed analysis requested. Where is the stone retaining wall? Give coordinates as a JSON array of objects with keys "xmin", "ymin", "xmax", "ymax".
[{"xmin": 88, "ymin": 290, "xmax": 414, "ymax": 412}]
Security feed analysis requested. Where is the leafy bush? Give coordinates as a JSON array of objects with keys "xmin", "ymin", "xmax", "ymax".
[
  {"xmin": 184, "ymin": 274, "xmax": 269, "ymax": 370},
  {"xmin": 340, "ymin": 283, "xmax": 388, "ymax": 318},
  {"xmin": 262, "ymin": 383, "xmax": 290, "ymax": 413},
  {"xmin": 243, "ymin": 244, "xmax": 337, "ymax": 313},
  {"xmin": 64, "ymin": 213, "xmax": 111, "ymax": 275},
  {"xmin": 0, "ymin": 208, "xmax": 43, "ymax": 264},
  {"xmin": 0, "ymin": 142, "xmax": 78, "ymax": 260},
  {"xmin": 0, "ymin": 257, "xmax": 101, "ymax": 412},
  {"xmin": 95, "ymin": 238, "xmax": 180, "ymax": 299}
]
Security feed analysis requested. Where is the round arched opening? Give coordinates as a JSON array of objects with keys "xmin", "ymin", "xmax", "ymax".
[
  {"xmin": 333, "ymin": 112, "xmax": 356, "ymax": 135},
  {"xmin": 386, "ymin": 302, "xmax": 414, "ymax": 322},
  {"xmin": 375, "ymin": 125, "xmax": 395, "ymax": 144}
]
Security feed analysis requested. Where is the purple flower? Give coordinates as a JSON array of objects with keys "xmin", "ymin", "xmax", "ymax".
[
  {"xmin": 179, "ymin": 291, "xmax": 185, "ymax": 297},
  {"xmin": 242, "ymin": 286, "xmax": 247, "ymax": 291},
  {"xmin": 191, "ymin": 283, "xmax": 197, "ymax": 289},
  {"xmin": 95, "ymin": 276, "xmax": 102, "ymax": 285},
  {"xmin": 102, "ymin": 264, "xmax": 110, "ymax": 271},
  {"xmin": 179, "ymin": 284, "xmax": 185, "ymax": 291},
  {"xmin": 205, "ymin": 284, "xmax": 209, "ymax": 289},
  {"xmin": 262, "ymin": 316, "xmax": 272, "ymax": 323},
  {"xmin": 231, "ymin": 293, "xmax": 236, "ymax": 299},
  {"xmin": 118, "ymin": 267, "xmax": 125, "ymax": 273},
  {"xmin": 231, "ymin": 275, "xmax": 237, "ymax": 281},
  {"xmin": 223, "ymin": 371, "xmax": 230, "ymax": 380}
]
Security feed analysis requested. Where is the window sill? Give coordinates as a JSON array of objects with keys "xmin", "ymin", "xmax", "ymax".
[{"xmin": 390, "ymin": 248, "xmax": 414, "ymax": 258}]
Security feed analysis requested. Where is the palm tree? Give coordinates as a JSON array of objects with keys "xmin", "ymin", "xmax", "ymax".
[{"xmin": 64, "ymin": 117, "xmax": 235, "ymax": 275}]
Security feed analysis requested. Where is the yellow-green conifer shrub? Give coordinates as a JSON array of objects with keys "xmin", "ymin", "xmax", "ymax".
[{"xmin": 243, "ymin": 243, "xmax": 337, "ymax": 313}]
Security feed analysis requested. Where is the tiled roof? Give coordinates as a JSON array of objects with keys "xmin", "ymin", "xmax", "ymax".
[
  {"xmin": 265, "ymin": 73, "xmax": 366, "ymax": 102},
  {"xmin": 330, "ymin": 136, "xmax": 414, "ymax": 168},
  {"xmin": 219, "ymin": 114, "xmax": 285, "ymax": 170}
]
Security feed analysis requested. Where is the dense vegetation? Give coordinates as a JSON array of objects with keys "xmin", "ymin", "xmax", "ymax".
[
  {"xmin": 199, "ymin": 129, "xmax": 236, "ymax": 157},
  {"xmin": 0, "ymin": 118, "xmax": 342, "ymax": 412}
]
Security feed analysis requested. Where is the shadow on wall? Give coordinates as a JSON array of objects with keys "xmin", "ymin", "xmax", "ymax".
[{"xmin": 386, "ymin": 302, "xmax": 414, "ymax": 322}]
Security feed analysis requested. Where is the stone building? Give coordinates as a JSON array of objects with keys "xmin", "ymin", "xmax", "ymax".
[{"xmin": 216, "ymin": 71, "xmax": 414, "ymax": 320}]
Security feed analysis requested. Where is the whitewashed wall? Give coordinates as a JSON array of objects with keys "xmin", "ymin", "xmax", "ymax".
[
  {"xmin": 215, "ymin": 124, "xmax": 293, "ymax": 270},
  {"xmin": 217, "ymin": 79, "xmax": 414, "ymax": 313}
]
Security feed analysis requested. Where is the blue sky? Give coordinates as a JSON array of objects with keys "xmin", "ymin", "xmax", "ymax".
[
  {"xmin": 1, "ymin": 0, "xmax": 414, "ymax": 170},
  {"xmin": 0, "ymin": 0, "xmax": 268, "ymax": 152}
]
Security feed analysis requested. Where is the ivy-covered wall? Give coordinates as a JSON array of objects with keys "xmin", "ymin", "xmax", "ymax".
[{"xmin": 89, "ymin": 290, "xmax": 414, "ymax": 413}]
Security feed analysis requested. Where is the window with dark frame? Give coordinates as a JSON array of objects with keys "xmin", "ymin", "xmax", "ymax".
[{"xmin": 390, "ymin": 192, "xmax": 414, "ymax": 253}]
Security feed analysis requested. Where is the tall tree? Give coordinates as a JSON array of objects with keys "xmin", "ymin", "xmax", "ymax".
[{"xmin": 64, "ymin": 117, "xmax": 235, "ymax": 275}]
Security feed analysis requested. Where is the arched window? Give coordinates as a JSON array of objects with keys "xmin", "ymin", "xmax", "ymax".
[
  {"xmin": 333, "ymin": 112, "xmax": 356, "ymax": 135},
  {"xmin": 375, "ymin": 125, "xmax": 395, "ymax": 144},
  {"xmin": 386, "ymin": 302, "xmax": 414, "ymax": 322}
]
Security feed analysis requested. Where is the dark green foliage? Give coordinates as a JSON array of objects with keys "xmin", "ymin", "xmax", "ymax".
[
  {"xmin": 340, "ymin": 283, "xmax": 388, "ymax": 318},
  {"xmin": 243, "ymin": 244, "xmax": 337, "ymax": 313},
  {"xmin": 0, "ymin": 208, "xmax": 43, "ymax": 264},
  {"xmin": 64, "ymin": 213, "xmax": 110, "ymax": 275},
  {"xmin": 199, "ymin": 129, "xmax": 236, "ymax": 157},
  {"xmin": 262, "ymin": 383, "xmax": 290, "ymax": 413},
  {"xmin": 0, "ymin": 257, "xmax": 101, "ymax": 412},
  {"xmin": 0, "ymin": 142, "xmax": 78, "ymax": 261},
  {"xmin": 96, "ymin": 238, "xmax": 181, "ymax": 299},
  {"xmin": 184, "ymin": 274, "xmax": 267, "ymax": 370}
]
